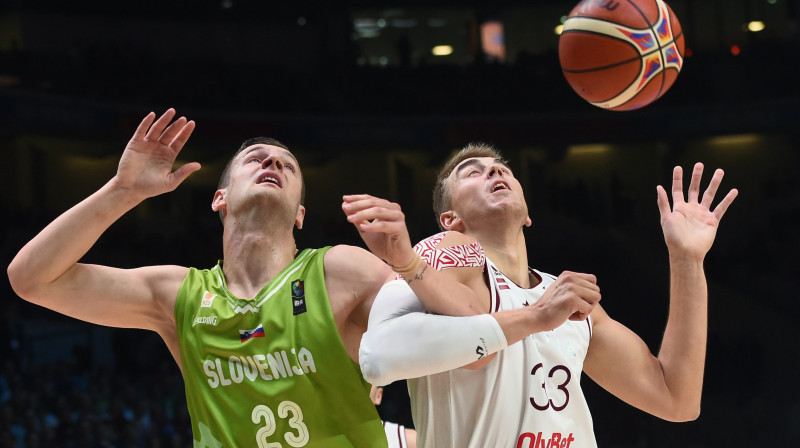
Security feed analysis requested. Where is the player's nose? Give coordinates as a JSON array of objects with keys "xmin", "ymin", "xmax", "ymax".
[
  {"xmin": 488, "ymin": 164, "xmax": 506, "ymax": 178},
  {"xmin": 262, "ymin": 156, "xmax": 284, "ymax": 171}
]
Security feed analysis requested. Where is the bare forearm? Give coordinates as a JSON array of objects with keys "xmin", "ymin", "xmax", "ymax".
[
  {"xmin": 491, "ymin": 308, "xmax": 545, "ymax": 345},
  {"xmin": 404, "ymin": 263, "xmax": 487, "ymax": 316},
  {"xmin": 8, "ymin": 180, "xmax": 142, "ymax": 296},
  {"xmin": 657, "ymin": 257, "xmax": 707, "ymax": 416}
]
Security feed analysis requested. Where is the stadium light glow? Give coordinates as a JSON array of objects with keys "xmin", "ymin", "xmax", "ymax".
[
  {"xmin": 568, "ymin": 144, "xmax": 612, "ymax": 155},
  {"xmin": 707, "ymin": 134, "xmax": 761, "ymax": 147},
  {"xmin": 432, "ymin": 45, "xmax": 453, "ymax": 56},
  {"xmin": 747, "ymin": 21, "xmax": 766, "ymax": 32}
]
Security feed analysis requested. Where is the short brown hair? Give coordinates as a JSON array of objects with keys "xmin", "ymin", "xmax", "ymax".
[{"xmin": 432, "ymin": 142, "xmax": 504, "ymax": 230}]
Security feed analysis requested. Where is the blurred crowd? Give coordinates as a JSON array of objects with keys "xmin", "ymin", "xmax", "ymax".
[{"xmin": 0, "ymin": 360, "xmax": 191, "ymax": 448}]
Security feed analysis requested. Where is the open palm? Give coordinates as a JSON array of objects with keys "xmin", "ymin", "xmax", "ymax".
[
  {"xmin": 114, "ymin": 108, "xmax": 200, "ymax": 200},
  {"xmin": 657, "ymin": 163, "xmax": 738, "ymax": 261}
]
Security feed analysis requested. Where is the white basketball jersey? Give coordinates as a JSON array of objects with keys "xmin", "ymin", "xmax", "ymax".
[
  {"xmin": 382, "ymin": 421, "xmax": 410, "ymax": 448},
  {"xmin": 409, "ymin": 234, "xmax": 596, "ymax": 448}
]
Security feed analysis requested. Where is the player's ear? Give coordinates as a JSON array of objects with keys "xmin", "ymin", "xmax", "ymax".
[
  {"xmin": 295, "ymin": 205, "xmax": 306, "ymax": 230},
  {"xmin": 440, "ymin": 211, "xmax": 464, "ymax": 232},
  {"xmin": 369, "ymin": 386, "xmax": 383, "ymax": 405},
  {"xmin": 212, "ymin": 189, "xmax": 227, "ymax": 215}
]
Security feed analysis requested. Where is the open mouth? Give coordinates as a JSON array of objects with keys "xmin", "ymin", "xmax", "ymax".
[
  {"xmin": 491, "ymin": 181, "xmax": 509, "ymax": 192},
  {"xmin": 258, "ymin": 173, "xmax": 281, "ymax": 187}
]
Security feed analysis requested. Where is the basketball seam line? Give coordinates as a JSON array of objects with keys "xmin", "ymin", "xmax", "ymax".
[{"xmin": 560, "ymin": 46, "xmax": 678, "ymax": 74}]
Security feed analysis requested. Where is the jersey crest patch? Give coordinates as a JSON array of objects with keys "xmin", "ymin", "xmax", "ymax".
[{"xmin": 291, "ymin": 280, "xmax": 307, "ymax": 315}]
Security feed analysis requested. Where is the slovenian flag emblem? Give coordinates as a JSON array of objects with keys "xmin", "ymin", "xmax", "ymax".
[{"xmin": 239, "ymin": 324, "xmax": 265, "ymax": 342}]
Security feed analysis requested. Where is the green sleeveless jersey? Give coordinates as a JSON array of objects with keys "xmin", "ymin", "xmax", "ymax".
[{"xmin": 174, "ymin": 247, "xmax": 387, "ymax": 448}]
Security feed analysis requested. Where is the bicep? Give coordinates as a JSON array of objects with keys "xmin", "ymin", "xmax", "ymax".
[
  {"xmin": 584, "ymin": 305, "xmax": 674, "ymax": 415},
  {"xmin": 24, "ymin": 263, "xmax": 184, "ymax": 331}
]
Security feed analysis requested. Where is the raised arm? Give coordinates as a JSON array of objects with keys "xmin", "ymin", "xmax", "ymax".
[
  {"xmin": 584, "ymin": 163, "xmax": 738, "ymax": 422},
  {"xmin": 7, "ymin": 109, "xmax": 200, "ymax": 334},
  {"xmin": 342, "ymin": 194, "xmax": 488, "ymax": 316},
  {"xmin": 361, "ymin": 273, "xmax": 601, "ymax": 385}
]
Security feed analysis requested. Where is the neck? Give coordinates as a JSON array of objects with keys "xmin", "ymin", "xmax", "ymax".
[
  {"xmin": 221, "ymin": 218, "xmax": 298, "ymax": 299},
  {"xmin": 466, "ymin": 223, "xmax": 531, "ymax": 288}
]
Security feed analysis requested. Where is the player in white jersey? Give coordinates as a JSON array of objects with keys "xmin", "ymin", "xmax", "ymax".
[
  {"xmin": 343, "ymin": 142, "xmax": 738, "ymax": 447},
  {"xmin": 405, "ymin": 238, "xmax": 593, "ymax": 447},
  {"xmin": 381, "ymin": 421, "xmax": 411, "ymax": 448},
  {"xmin": 371, "ymin": 386, "xmax": 417, "ymax": 448}
]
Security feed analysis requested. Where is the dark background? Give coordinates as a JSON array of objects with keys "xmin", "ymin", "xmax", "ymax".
[{"xmin": 1, "ymin": 0, "xmax": 798, "ymax": 446}]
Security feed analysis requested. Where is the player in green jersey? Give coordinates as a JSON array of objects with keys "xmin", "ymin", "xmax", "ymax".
[{"xmin": 8, "ymin": 108, "xmax": 392, "ymax": 447}]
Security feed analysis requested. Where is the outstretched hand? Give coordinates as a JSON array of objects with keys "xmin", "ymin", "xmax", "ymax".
[
  {"xmin": 114, "ymin": 108, "xmax": 200, "ymax": 200},
  {"xmin": 656, "ymin": 163, "xmax": 738, "ymax": 261},
  {"xmin": 341, "ymin": 194, "xmax": 416, "ymax": 268}
]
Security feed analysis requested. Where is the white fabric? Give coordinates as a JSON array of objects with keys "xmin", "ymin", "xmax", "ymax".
[
  {"xmin": 408, "ymin": 257, "xmax": 597, "ymax": 448},
  {"xmin": 360, "ymin": 280, "xmax": 508, "ymax": 387},
  {"xmin": 382, "ymin": 421, "xmax": 409, "ymax": 448}
]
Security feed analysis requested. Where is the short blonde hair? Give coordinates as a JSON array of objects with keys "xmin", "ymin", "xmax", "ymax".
[{"xmin": 432, "ymin": 142, "xmax": 504, "ymax": 230}]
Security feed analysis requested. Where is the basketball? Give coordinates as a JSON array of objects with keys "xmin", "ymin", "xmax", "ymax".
[{"xmin": 558, "ymin": 0, "xmax": 685, "ymax": 111}]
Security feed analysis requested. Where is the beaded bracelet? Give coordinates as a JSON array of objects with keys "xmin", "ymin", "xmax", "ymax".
[{"xmin": 391, "ymin": 253, "xmax": 423, "ymax": 277}]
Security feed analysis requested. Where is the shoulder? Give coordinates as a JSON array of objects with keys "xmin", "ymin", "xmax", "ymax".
[
  {"xmin": 140, "ymin": 264, "xmax": 191, "ymax": 309},
  {"xmin": 323, "ymin": 245, "xmax": 393, "ymax": 331},
  {"xmin": 414, "ymin": 231, "xmax": 485, "ymax": 270},
  {"xmin": 436, "ymin": 230, "xmax": 479, "ymax": 248},
  {"xmin": 324, "ymin": 245, "xmax": 393, "ymax": 287},
  {"xmin": 413, "ymin": 230, "xmax": 476, "ymax": 251},
  {"xmin": 324, "ymin": 245, "xmax": 390, "ymax": 272},
  {"xmin": 130, "ymin": 264, "xmax": 189, "ymax": 294}
]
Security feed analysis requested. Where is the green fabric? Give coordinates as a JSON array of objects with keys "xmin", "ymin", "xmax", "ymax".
[{"xmin": 175, "ymin": 247, "xmax": 387, "ymax": 447}]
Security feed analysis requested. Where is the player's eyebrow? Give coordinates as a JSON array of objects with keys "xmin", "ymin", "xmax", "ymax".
[
  {"xmin": 240, "ymin": 145, "xmax": 300, "ymax": 167},
  {"xmin": 454, "ymin": 158, "xmax": 509, "ymax": 177},
  {"xmin": 454, "ymin": 159, "xmax": 484, "ymax": 177}
]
